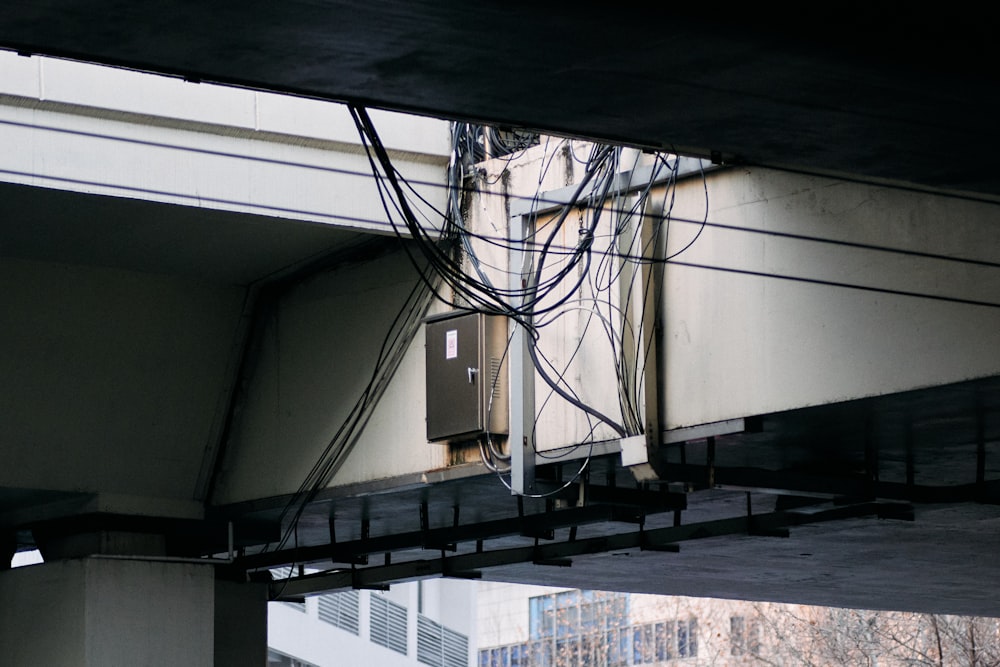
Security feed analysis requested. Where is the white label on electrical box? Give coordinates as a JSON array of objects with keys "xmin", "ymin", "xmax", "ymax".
[{"xmin": 445, "ymin": 329, "xmax": 458, "ymax": 359}]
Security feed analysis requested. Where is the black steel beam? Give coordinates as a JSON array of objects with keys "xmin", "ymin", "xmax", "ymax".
[
  {"xmin": 670, "ymin": 464, "xmax": 1000, "ymax": 505},
  {"xmin": 271, "ymin": 501, "xmax": 908, "ymax": 599},
  {"xmin": 240, "ymin": 498, "xmax": 681, "ymax": 571}
]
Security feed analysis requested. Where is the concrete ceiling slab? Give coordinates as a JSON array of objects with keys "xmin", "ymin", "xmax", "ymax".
[{"xmin": 0, "ymin": 4, "xmax": 997, "ymax": 198}]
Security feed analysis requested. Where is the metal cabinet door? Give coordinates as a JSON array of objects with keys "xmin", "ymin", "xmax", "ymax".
[{"xmin": 426, "ymin": 313, "xmax": 483, "ymax": 441}]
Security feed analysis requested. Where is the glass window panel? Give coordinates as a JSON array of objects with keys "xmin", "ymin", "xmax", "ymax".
[
  {"xmin": 618, "ymin": 628, "xmax": 630, "ymax": 666},
  {"xmin": 531, "ymin": 596, "xmax": 558, "ymax": 640},
  {"xmin": 606, "ymin": 630, "xmax": 620, "ymax": 666},
  {"xmin": 609, "ymin": 597, "xmax": 628, "ymax": 629},
  {"xmin": 558, "ymin": 605, "xmax": 579, "ymax": 637},
  {"xmin": 655, "ymin": 622, "xmax": 670, "ymax": 661},
  {"xmin": 555, "ymin": 638, "xmax": 579, "ymax": 667},
  {"xmin": 731, "ymin": 616, "xmax": 746, "ymax": 656},
  {"xmin": 513, "ymin": 644, "xmax": 526, "ymax": 667},
  {"xmin": 541, "ymin": 598, "xmax": 555, "ymax": 639},
  {"xmin": 580, "ymin": 634, "xmax": 593, "ymax": 667},
  {"xmin": 643, "ymin": 624, "xmax": 655, "ymax": 663},
  {"xmin": 556, "ymin": 590, "xmax": 579, "ymax": 607}
]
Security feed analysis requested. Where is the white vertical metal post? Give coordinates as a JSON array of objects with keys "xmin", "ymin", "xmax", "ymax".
[
  {"xmin": 509, "ymin": 213, "xmax": 536, "ymax": 495},
  {"xmin": 619, "ymin": 186, "xmax": 666, "ymax": 481},
  {"xmin": 639, "ymin": 195, "xmax": 665, "ymax": 472}
]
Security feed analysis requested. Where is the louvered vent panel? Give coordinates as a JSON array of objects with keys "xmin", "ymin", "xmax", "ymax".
[
  {"xmin": 417, "ymin": 614, "xmax": 469, "ymax": 667},
  {"xmin": 371, "ymin": 595, "xmax": 408, "ymax": 655},
  {"xmin": 318, "ymin": 590, "xmax": 359, "ymax": 635}
]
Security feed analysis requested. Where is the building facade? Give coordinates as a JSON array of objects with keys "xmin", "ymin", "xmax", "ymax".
[
  {"xmin": 269, "ymin": 579, "xmax": 477, "ymax": 667},
  {"xmin": 477, "ymin": 583, "xmax": 1000, "ymax": 667},
  {"xmin": 478, "ymin": 583, "xmax": 758, "ymax": 667}
]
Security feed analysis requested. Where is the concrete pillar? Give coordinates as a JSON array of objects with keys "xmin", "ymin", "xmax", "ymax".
[
  {"xmin": 215, "ymin": 576, "xmax": 268, "ymax": 667},
  {"xmin": 0, "ymin": 533, "xmax": 14, "ymax": 570},
  {"xmin": 0, "ymin": 557, "xmax": 266, "ymax": 666}
]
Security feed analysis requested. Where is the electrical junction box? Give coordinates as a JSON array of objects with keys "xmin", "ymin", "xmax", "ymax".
[{"xmin": 425, "ymin": 311, "xmax": 509, "ymax": 443}]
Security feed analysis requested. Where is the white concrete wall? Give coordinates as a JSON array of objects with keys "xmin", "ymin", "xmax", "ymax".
[
  {"xmin": 215, "ymin": 244, "xmax": 450, "ymax": 503},
  {"xmin": 462, "ymin": 147, "xmax": 1000, "ymax": 453},
  {"xmin": 465, "ymin": 141, "xmax": 646, "ymax": 453},
  {"xmin": 660, "ymin": 168, "xmax": 1000, "ymax": 428},
  {"xmin": 0, "ymin": 51, "xmax": 449, "ymax": 235},
  {"xmin": 0, "ymin": 257, "xmax": 244, "ymax": 502},
  {"xmin": 268, "ymin": 579, "xmax": 476, "ymax": 667}
]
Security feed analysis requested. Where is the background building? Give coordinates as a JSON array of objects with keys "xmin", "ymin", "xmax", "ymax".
[
  {"xmin": 269, "ymin": 578, "xmax": 476, "ymax": 667},
  {"xmin": 478, "ymin": 583, "xmax": 1000, "ymax": 667}
]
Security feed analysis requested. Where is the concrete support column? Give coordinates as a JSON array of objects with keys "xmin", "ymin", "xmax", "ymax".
[
  {"xmin": 0, "ymin": 557, "xmax": 266, "ymax": 666},
  {"xmin": 215, "ymin": 576, "xmax": 268, "ymax": 667},
  {"xmin": 0, "ymin": 533, "xmax": 14, "ymax": 570}
]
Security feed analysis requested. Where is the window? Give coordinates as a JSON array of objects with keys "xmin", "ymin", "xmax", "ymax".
[
  {"xmin": 677, "ymin": 618, "xmax": 698, "ymax": 658},
  {"xmin": 731, "ymin": 616, "xmax": 746, "ymax": 656},
  {"xmin": 267, "ymin": 649, "xmax": 319, "ymax": 667},
  {"xmin": 529, "ymin": 639, "xmax": 552, "ymax": 667},
  {"xmin": 483, "ymin": 646, "xmax": 518, "ymax": 667},
  {"xmin": 555, "ymin": 637, "xmax": 578, "ymax": 665},
  {"xmin": 529, "ymin": 590, "xmax": 629, "ymax": 640},
  {"xmin": 484, "ymin": 590, "xmax": 631, "ymax": 667},
  {"xmin": 555, "ymin": 591, "xmax": 580, "ymax": 638},
  {"xmin": 484, "ymin": 591, "xmax": 704, "ymax": 665},
  {"xmin": 654, "ymin": 621, "xmax": 672, "ymax": 661},
  {"xmin": 318, "ymin": 590, "xmax": 360, "ymax": 634},
  {"xmin": 605, "ymin": 628, "xmax": 630, "ymax": 667},
  {"xmin": 530, "ymin": 595, "xmax": 555, "ymax": 640},
  {"xmin": 529, "ymin": 589, "xmax": 631, "ymax": 665},
  {"xmin": 417, "ymin": 613, "xmax": 469, "ymax": 667},
  {"xmin": 633, "ymin": 623, "xmax": 657, "ymax": 664},
  {"xmin": 731, "ymin": 615, "xmax": 761, "ymax": 657},
  {"xmin": 370, "ymin": 594, "xmax": 408, "ymax": 655}
]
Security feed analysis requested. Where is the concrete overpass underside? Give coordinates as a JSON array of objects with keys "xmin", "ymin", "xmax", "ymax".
[
  {"xmin": 224, "ymin": 373, "xmax": 1000, "ymax": 616},
  {"xmin": 2, "ymin": 157, "xmax": 1000, "ymax": 618},
  {"xmin": 1, "ymin": 6, "xmax": 1000, "ymax": 659},
  {"xmin": 0, "ymin": 4, "xmax": 998, "ymax": 200}
]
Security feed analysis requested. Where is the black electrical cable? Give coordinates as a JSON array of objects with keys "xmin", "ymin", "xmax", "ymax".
[
  {"xmin": 344, "ymin": 111, "xmax": 1000, "ymax": 510},
  {"xmin": 17, "ymin": 115, "xmax": 1000, "ymax": 275},
  {"xmin": 265, "ymin": 262, "xmax": 437, "ymax": 564},
  {"xmin": 667, "ymin": 260, "xmax": 1000, "ymax": 310},
  {"xmin": 519, "ymin": 145, "xmax": 629, "ymax": 437}
]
